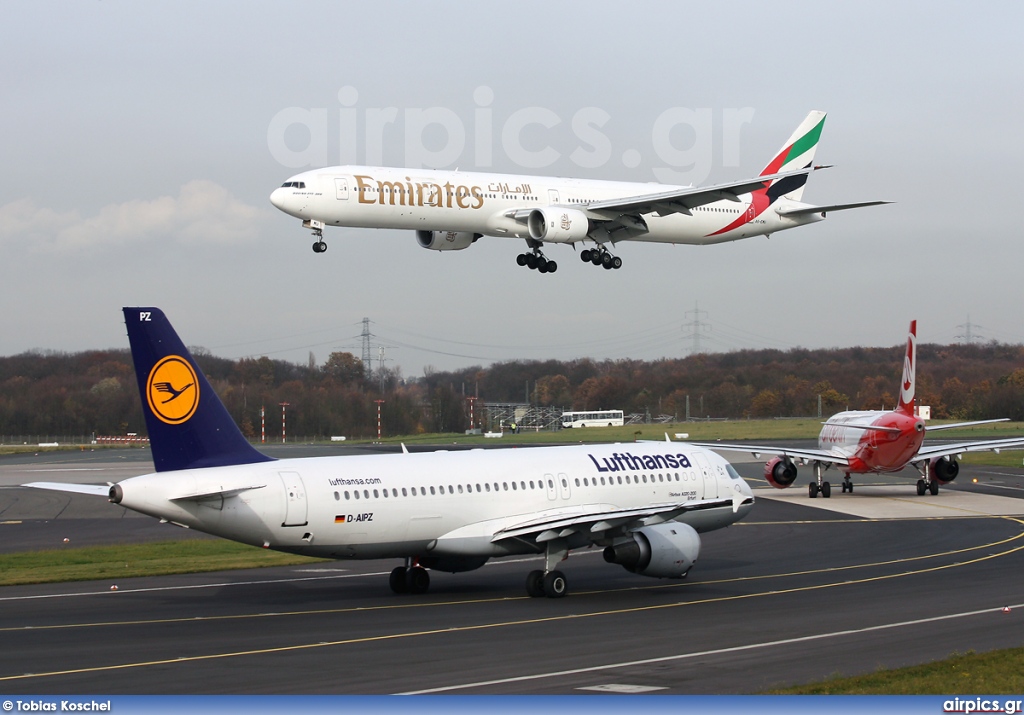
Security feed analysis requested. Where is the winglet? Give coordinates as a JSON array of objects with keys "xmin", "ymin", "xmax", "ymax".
[
  {"xmin": 897, "ymin": 320, "xmax": 917, "ymax": 416},
  {"xmin": 123, "ymin": 308, "xmax": 274, "ymax": 473}
]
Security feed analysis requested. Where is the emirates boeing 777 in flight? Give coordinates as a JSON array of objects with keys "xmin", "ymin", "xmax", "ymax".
[
  {"xmin": 690, "ymin": 321, "xmax": 1024, "ymax": 498},
  {"xmin": 270, "ymin": 111, "xmax": 889, "ymax": 273}
]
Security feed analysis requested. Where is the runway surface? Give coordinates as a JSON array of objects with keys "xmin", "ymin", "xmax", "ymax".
[{"xmin": 1, "ymin": 448, "xmax": 1023, "ymax": 694}]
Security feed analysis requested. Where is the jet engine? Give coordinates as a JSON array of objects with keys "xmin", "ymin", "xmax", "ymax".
[
  {"xmin": 930, "ymin": 455, "xmax": 960, "ymax": 484},
  {"xmin": 602, "ymin": 522, "xmax": 700, "ymax": 578},
  {"xmin": 527, "ymin": 207, "xmax": 590, "ymax": 243},
  {"xmin": 764, "ymin": 456, "xmax": 798, "ymax": 488},
  {"xmin": 416, "ymin": 230, "xmax": 479, "ymax": 251}
]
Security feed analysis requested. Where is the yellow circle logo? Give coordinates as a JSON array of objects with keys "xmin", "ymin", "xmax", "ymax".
[{"xmin": 146, "ymin": 356, "xmax": 200, "ymax": 425}]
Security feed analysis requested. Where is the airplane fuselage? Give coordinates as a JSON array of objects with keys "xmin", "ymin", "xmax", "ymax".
[
  {"xmin": 817, "ymin": 410, "xmax": 926, "ymax": 474},
  {"xmin": 270, "ymin": 165, "xmax": 822, "ymax": 246},
  {"xmin": 113, "ymin": 442, "xmax": 753, "ymax": 562}
]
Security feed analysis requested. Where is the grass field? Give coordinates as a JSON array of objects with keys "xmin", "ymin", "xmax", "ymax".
[
  {"xmin": 374, "ymin": 419, "xmax": 1024, "ymax": 446},
  {"xmin": 770, "ymin": 647, "xmax": 1024, "ymax": 694},
  {"xmin": 0, "ymin": 540, "xmax": 327, "ymax": 586}
]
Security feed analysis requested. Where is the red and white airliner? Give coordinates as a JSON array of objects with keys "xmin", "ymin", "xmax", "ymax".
[
  {"xmin": 270, "ymin": 111, "xmax": 889, "ymax": 273},
  {"xmin": 691, "ymin": 321, "xmax": 1024, "ymax": 498}
]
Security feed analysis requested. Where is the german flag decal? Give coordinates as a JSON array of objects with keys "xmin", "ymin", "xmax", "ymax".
[{"xmin": 335, "ymin": 515, "xmax": 346, "ymax": 523}]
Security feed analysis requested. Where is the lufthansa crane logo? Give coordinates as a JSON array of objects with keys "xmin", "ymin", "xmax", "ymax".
[{"xmin": 146, "ymin": 356, "xmax": 199, "ymax": 425}]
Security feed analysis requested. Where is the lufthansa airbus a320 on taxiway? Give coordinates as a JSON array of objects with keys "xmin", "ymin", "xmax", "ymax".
[
  {"xmin": 26, "ymin": 308, "xmax": 755, "ymax": 598},
  {"xmin": 690, "ymin": 321, "xmax": 1024, "ymax": 499},
  {"xmin": 270, "ymin": 111, "xmax": 889, "ymax": 273}
]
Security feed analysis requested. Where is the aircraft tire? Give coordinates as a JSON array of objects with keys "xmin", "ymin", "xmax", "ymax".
[
  {"xmin": 591, "ymin": 253, "xmax": 602, "ymax": 266},
  {"xmin": 543, "ymin": 570, "xmax": 568, "ymax": 598},
  {"xmin": 611, "ymin": 256, "xmax": 623, "ymax": 269},
  {"xmin": 821, "ymin": 481, "xmax": 831, "ymax": 498},
  {"xmin": 581, "ymin": 249, "xmax": 592, "ymax": 262},
  {"xmin": 526, "ymin": 570, "xmax": 545, "ymax": 598},
  {"xmin": 917, "ymin": 479, "xmax": 927, "ymax": 496},
  {"xmin": 407, "ymin": 566, "xmax": 430, "ymax": 594},
  {"xmin": 389, "ymin": 566, "xmax": 409, "ymax": 594},
  {"xmin": 526, "ymin": 254, "xmax": 538, "ymax": 269},
  {"xmin": 601, "ymin": 252, "xmax": 613, "ymax": 267},
  {"xmin": 516, "ymin": 253, "xmax": 528, "ymax": 266},
  {"xmin": 547, "ymin": 261, "xmax": 557, "ymax": 273},
  {"xmin": 929, "ymin": 480, "xmax": 939, "ymax": 496},
  {"xmin": 808, "ymin": 482, "xmax": 819, "ymax": 498}
]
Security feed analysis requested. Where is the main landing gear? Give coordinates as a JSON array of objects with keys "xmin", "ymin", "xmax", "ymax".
[
  {"xmin": 914, "ymin": 460, "xmax": 940, "ymax": 496},
  {"xmin": 525, "ymin": 537, "xmax": 570, "ymax": 598},
  {"xmin": 808, "ymin": 461, "xmax": 832, "ymax": 498},
  {"xmin": 389, "ymin": 558, "xmax": 430, "ymax": 595},
  {"xmin": 516, "ymin": 248, "xmax": 558, "ymax": 273},
  {"xmin": 580, "ymin": 247, "xmax": 622, "ymax": 270}
]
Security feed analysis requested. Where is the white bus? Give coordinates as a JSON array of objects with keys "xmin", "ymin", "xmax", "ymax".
[{"xmin": 561, "ymin": 410, "xmax": 625, "ymax": 428}]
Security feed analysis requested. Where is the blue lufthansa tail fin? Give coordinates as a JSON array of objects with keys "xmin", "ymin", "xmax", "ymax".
[{"xmin": 123, "ymin": 307, "xmax": 274, "ymax": 472}]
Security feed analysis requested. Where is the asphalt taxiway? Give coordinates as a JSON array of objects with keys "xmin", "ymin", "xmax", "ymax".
[{"xmin": 1, "ymin": 448, "xmax": 1022, "ymax": 694}]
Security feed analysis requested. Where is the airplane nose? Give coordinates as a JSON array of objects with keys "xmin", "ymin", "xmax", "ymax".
[{"xmin": 269, "ymin": 187, "xmax": 286, "ymax": 210}]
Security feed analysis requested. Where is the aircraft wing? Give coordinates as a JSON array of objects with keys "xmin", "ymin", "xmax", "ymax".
[
  {"xmin": 23, "ymin": 481, "xmax": 111, "ymax": 497},
  {"xmin": 913, "ymin": 437, "xmax": 1024, "ymax": 461},
  {"xmin": 491, "ymin": 494, "xmax": 752, "ymax": 547},
  {"xmin": 586, "ymin": 168, "xmax": 813, "ymax": 219},
  {"xmin": 686, "ymin": 442, "xmax": 851, "ymax": 467}
]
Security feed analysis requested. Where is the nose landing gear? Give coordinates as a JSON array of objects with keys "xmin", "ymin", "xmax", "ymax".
[{"xmin": 304, "ymin": 219, "xmax": 327, "ymax": 254}]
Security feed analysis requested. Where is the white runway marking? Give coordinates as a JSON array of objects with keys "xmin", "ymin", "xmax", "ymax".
[{"xmin": 400, "ymin": 602, "xmax": 1023, "ymax": 693}]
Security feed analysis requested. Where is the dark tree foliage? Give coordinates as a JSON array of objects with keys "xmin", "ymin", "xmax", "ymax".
[{"xmin": 2, "ymin": 341, "xmax": 1023, "ymax": 438}]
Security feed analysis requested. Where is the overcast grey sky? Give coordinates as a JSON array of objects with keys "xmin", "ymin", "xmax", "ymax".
[{"xmin": 3, "ymin": 1, "xmax": 1022, "ymax": 377}]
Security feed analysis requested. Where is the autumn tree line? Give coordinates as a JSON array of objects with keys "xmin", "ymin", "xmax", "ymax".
[{"xmin": 2, "ymin": 340, "xmax": 1024, "ymax": 440}]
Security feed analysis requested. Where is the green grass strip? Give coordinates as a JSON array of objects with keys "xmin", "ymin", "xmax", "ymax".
[
  {"xmin": 770, "ymin": 647, "xmax": 1024, "ymax": 694},
  {"xmin": 0, "ymin": 540, "xmax": 328, "ymax": 586}
]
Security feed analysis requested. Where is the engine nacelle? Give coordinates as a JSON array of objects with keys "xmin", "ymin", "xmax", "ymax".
[
  {"xmin": 527, "ymin": 207, "xmax": 590, "ymax": 243},
  {"xmin": 930, "ymin": 455, "xmax": 960, "ymax": 484},
  {"xmin": 764, "ymin": 456, "xmax": 798, "ymax": 489},
  {"xmin": 417, "ymin": 555, "xmax": 489, "ymax": 573},
  {"xmin": 416, "ymin": 230, "xmax": 479, "ymax": 251},
  {"xmin": 602, "ymin": 522, "xmax": 700, "ymax": 579}
]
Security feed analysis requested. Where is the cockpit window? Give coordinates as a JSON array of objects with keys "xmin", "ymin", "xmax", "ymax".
[
  {"xmin": 280, "ymin": 181, "xmax": 306, "ymax": 189},
  {"xmin": 726, "ymin": 464, "xmax": 743, "ymax": 480}
]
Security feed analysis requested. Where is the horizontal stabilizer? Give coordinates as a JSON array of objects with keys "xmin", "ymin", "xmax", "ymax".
[
  {"xmin": 926, "ymin": 418, "xmax": 1009, "ymax": 432},
  {"xmin": 23, "ymin": 482, "xmax": 111, "ymax": 497},
  {"xmin": 821, "ymin": 421, "xmax": 902, "ymax": 434},
  {"xmin": 170, "ymin": 484, "xmax": 266, "ymax": 502},
  {"xmin": 777, "ymin": 200, "xmax": 892, "ymax": 217}
]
